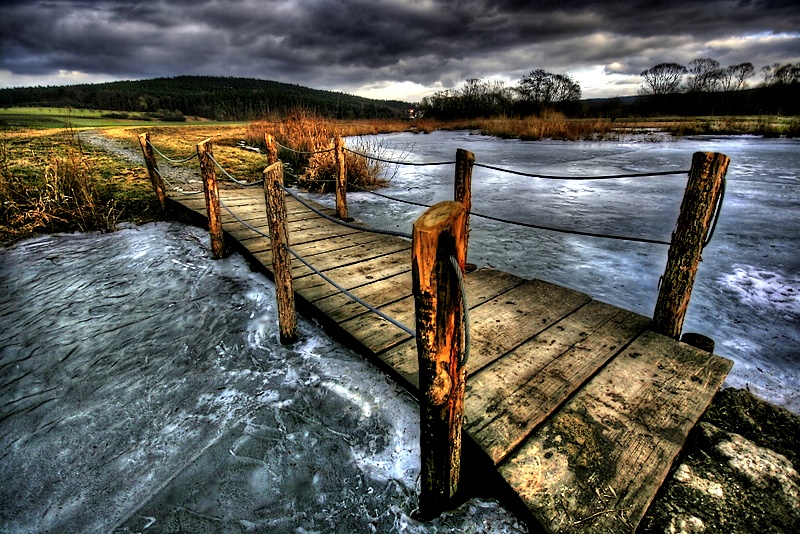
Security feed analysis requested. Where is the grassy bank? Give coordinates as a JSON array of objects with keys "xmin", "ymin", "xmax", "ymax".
[{"xmin": 0, "ymin": 127, "xmax": 160, "ymax": 243}]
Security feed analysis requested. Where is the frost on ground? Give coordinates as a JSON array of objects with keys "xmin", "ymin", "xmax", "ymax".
[{"xmin": 0, "ymin": 223, "xmax": 527, "ymax": 533}]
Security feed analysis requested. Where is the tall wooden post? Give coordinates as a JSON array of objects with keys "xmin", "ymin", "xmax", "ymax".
[
  {"xmin": 263, "ymin": 161, "xmax": 298, "ymax": 345},
  {"xmin": 264, "ymin": 133, "xmax": 279, "ymax": 165},
  {"xmin": 137, "ymin": 133, "xmax": 166, "ymax": 209},
  {"xmin": 454, "ymin": 148, "xmax": 475, "ymax": 264},
  {"xmin": 334, "ymin": 134, "xmax": 350, "ymax": 220},
  {"xmin": 653, "ymin": 152, "xmax": 729, "ymax": 339},
  {"xmin": 196, "ymin": 138, "xmax": 225, "ymax": 259},
  {"xmin": 412, "ymin": 201, "xmax": 467, "ymax": 518}
]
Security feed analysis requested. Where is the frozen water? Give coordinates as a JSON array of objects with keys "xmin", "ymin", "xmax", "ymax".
[
  {"xmin": 321, "ymin": 131, "xmax": 799, "ymax": 413},
  {"xmin": 0, "ymin": 223, "xmax": 527, "ymax": 533}
]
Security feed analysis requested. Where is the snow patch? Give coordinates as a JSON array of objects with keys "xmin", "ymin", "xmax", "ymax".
[{"xmin": 719, "ymin": 266, "xmax": 800, "ymax": 316}]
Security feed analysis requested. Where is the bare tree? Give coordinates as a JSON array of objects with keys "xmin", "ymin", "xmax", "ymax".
[
  {"xmin": 516, "ymin": 69, "xmax": 581, "ymax": 103},
  {"xmin": 640, "ymin": 63, "xmax": 687, "ymax": 95},
  {"xmin": 686, "ymin": 58, "xmax": 724, "ymax": 92},
  {"xmin": 762, "ymin": 62, "xmax": 800, "ymax": 85},
  {"xmin": 719, "ymin": 62, "xmax": 755, "ymax": 91}
]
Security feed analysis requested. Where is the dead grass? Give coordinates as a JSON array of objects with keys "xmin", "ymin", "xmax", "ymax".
[
  {"xmin": 245, "ymin": 109, "xmax": 395, "ymax": 191},
  {"xmin": 0, "ymin": 127, "xmax": 158, "ymax": 243}
]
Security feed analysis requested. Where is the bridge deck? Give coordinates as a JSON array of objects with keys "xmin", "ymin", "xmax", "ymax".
[{"xmin": 172, "ymin": 187, "xmax": 732, "ymax": 533}]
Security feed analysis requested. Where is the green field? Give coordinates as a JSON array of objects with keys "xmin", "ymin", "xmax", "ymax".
[{"xmin": 0, "ymin": 107, "xmax": 238, "ymax": 129}]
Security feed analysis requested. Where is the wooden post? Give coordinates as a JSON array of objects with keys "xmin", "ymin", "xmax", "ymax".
[
  {"xmin": 334, "ymin": 134, "xmax": 350, "ymax": 220},
  {"xmin": 653, "ymin": 152, "xmax": 729, "ymax": 339},
  {"xmin": 263, "ymin": 161, "xmax": 298, "ymax": 345},
  {"xmin": 196, "ymin": 138, "xmax": 225, "ymax": 260},
  {"xmin": 454, "ymin": 148, "xmax": 475, "ymax": 267},
  {"xmin": 264, "ymin": 133, "xmax": 279, "ymax": 165},
  {"xmin": 137, "ymin": 133, "xmax": 166, "ymax": 209},
  {"xmin": 412, "ymin": 201, "xmax": 467, "ymax": 518}
]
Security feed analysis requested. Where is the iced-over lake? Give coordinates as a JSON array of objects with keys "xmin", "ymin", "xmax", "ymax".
[{"xmin": 315, "ymin": 131, "xmax": 798, "ymax": 413}]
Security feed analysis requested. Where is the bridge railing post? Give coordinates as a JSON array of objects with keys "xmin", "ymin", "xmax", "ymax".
[
  {"xmin": 137, "ymin": 133, "xmax": 166, "ymax": 210},
  {"xmin": 196, "ymin": 138, "xmax": 225, "ymax": 259},
  {"xmin": 454, "ymin": 148, "xmax": 475, "ymax": 268},
  {"xmin": 264, "ymin": 161, "xmax": 298, "ymax": 345},
  {"xmin": 653, "ymin": 151, "xmax": 729, "ymax": 339},
  {"xmin": 334, "ymin": 134, "xmax": 349, "ymax": 220},
  {"xmin": 264, "ymin": 133, "xmax": 279, "ymax": 165},
  {"xmin": 412, "ymin": 200, "xmax": 468, "ymax": 519}
]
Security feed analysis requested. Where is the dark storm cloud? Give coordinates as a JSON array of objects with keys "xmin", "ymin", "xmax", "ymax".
[{"xmin": 1, "ymin": 0, "xmax": 798, "ymax": 98}]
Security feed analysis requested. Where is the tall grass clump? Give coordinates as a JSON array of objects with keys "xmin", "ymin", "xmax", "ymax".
[
  {"xmin": 476, "ymin": 112, "xmax": 616, "ymax": 141},
  {"xmin": 245, "ymin": 109, "xmax": 390, "ymax": 192},
  {"xmin": 1, "ymin": 128, "xmax": 156, "ymax": 243}
]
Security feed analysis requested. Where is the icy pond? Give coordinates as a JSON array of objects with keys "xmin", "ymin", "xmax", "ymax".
[{"xmin": 313, "ymin": 131, "xmax": 799, "ymax": 413}]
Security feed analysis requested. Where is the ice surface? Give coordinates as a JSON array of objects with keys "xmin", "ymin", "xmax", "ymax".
[
  {"xmin": 0, "ymin": 223, "xmax": 527, "ymax": 533},
  {"xmin": 326, "ymin": 131, "xmax": 799, "ymax": 413}
]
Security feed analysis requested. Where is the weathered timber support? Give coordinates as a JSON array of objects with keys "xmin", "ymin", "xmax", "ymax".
[
  {"xmin": 264, "ymin": 133, "xmax": 279, "ymax": 165},
  {"xmin": 137, "ymin": 133, "xmax": 166, "ymax": 209},
  {"xmin": 453, "ymin": 148, "xmax": 475, "ymax": 269},
  {"xmin": 196, "ymin": 138, "xmax": 225, "ymax": 259},
  {"xmin": 653, "ymin": 151, "xmax": 729, "ymax": 339},
  {"xmin": 263, "ymin": 161, "xmax": 298, "ymax": 345},
  {"xmin": 334, "ymin": 135, "xmax": 350, "ymax": 220},
  {"xmin": 412, "ymin": 201, "xmax": 468, "ymax": 518}
]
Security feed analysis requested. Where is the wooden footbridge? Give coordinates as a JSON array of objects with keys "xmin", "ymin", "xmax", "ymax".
[{"xmin": 139, "ymin": 134, "xmax": 733, "ymax": 533}]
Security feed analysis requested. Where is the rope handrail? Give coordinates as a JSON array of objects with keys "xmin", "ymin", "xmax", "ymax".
[
  {"xmin": 474, "ymin": 162, "xmax": 691, "ymax": 180},
  {"xmin": 219, "ymin": 197, "xmax": 271, "ymax": 240},
  {"xmin": 153, "ymin": 168, "xmax": 204, "ymax": 195},
  {"xmin": 286, "ymin": 244, "xmax": 416, "ymax": 337},
  {"xmin": 351, "ymin": 184, "xmax": 671, "ymax": 246},
  {"xmin": 344, "ymin": 146, "xmax": 456, "ymax": 167},
  {"xmin": 208, "ymin": 153, "xmax": 265, "ymax": 187},
  {"xmin": 703, "ymin": 176, "xmax": 726, "ymax": 248},
  {"xmin": 275, "ymin": 140, "xmax": 335, "ymax": 156},
  {"xmin": 450, "ymin": 255, "xmax": 470, "ymax": 365},
  {"xmin": 147, "ymin": 140, "xmax": 198, "ymax": 164},
  {"xmin": 277, "ymin": 183, "xmax": 413, "ymax": 240}
]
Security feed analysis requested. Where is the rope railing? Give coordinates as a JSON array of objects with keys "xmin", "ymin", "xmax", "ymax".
[
  {"xmin": 208, "ymin": 153, "xmax": 265, "ymax": 187},
  {"xmin": 351, "ymin": 183, "xmax": 673, "ymax": 246},
  {"xmin": 344, "ymin": 146, "xmax": 455, "ymax": 167},
  {"xmin": 450, "ymin": 255, "xmax": 470, "ymax": 365},
  {"xmin": 152, "ymin": 167, "xmax": 204, "ymax": 195},
  {"xmin": 277, "ymin": 182, "xmax": 414, "ymax": 240},
  {"xmin": 285, "ymin": 244, "xmax": 416, "ymax": 337},
  {"xmin": 275, "ymin": 140, "xmax": 335, "ymax": 155},
  {"xmin": 474, "ymin": 162, "xmax": 691, "ymax": 180},
  {"xmin": 219, "ymin": 197, "xmax": 271, "ymax": 240},
  {"xmin": 146, "ymin": 140, "xmax": 198, "ymax": 164}
]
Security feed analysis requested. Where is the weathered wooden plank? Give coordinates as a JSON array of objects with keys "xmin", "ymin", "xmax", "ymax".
[
  {"xmin": 313, "ymin": 270, "xmax": 412, "ymax": 323},
  {"xmin": 498, "ymin": 330, "xmax": 732, "ymax": 534},
  {"xmin": 466, "ymin": 301, "xmax": 651, "ymax": 464},
  {"xmin": 466, "ymin": 279, "xmax": 591, "ymax": 374},
  {"xmin": 291, "ymin": 249, "xmax": 411, "ymax": 302},
  {"xmin": 377, "ymin": 267, "xmax": 531, "ymax": 393},
  {"xmin": 338, "ymin": 295, "xmax": 416, "ymax": 354},
  {"xmin": 290, "ymin": 239, "xmax": 410, "ymax": 280}
]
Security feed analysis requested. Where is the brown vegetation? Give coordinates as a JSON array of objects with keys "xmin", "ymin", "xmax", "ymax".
[
  {"xmin": 245, "ymin": 109, "xmax": 395, "ymax": 192},
  {"xmin": 0, "ymin": 128, "xmax": 157, "ymax": 243}
]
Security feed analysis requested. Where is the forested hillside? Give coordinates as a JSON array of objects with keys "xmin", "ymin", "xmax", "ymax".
[{"xmin": 0, "ymin": 76, "xmax": 410, "ymax": 121}]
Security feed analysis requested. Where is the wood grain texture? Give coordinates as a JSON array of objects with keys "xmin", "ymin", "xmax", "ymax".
[{"xmin": 498, "ymin": 330, "xmax": 732, "ymax": 533}]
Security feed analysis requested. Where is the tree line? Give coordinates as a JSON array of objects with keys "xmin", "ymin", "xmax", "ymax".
[
  {"xmin": 640, "ymin": 59, "xmax": 799, "ymax": 95},
  {"xmin": 420, "ymin": 70, "xmax": 582, "ymax": 119},
  {"xmin": 0, "ymin": 76, "xmax": 409, "ymax": 121}
]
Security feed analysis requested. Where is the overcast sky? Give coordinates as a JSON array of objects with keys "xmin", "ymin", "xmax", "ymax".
[{"xmin": 1, "ymin": 0, "xmax": 798, "ymax": 102}]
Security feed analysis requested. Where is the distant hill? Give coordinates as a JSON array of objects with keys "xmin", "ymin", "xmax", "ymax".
[{"xmin": 0, "ymin": 76, "xmax": 411, "ymax": 121}]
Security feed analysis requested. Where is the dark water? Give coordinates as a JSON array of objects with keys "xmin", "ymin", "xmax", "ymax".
[{"xmin": 327, "ymin": 132, "xmax": 800, "ymax": 413}]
